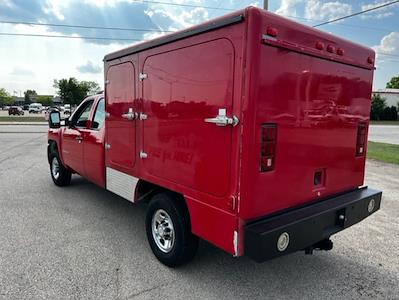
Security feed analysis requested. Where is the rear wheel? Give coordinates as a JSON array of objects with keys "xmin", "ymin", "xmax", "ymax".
[
  {"xmin": 145, "ymin": 192, "xmax": 198, "ymax": 267},
  {"xmin": 49, "ymin": 152, "xmax": 71, "ymax": 187}
]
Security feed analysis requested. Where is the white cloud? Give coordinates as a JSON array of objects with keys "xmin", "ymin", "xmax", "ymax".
[
  {"xmin": 180, "ymin": 7, "xmax": 209, "ymax": 27},
  {"xmin": 361, "ymin": 1, "xmax": 398, "ymax": 19},
  {"xmin": 9, "ymin": 67, "xmax": 34, "ymax": 77},
  {"xmin": 305, "ymin": 0, "xmax": 352, "ymax": 21},
  {"xmin": 275, "ymin": 0, "xmax": 303, "ymax": 17},
  {"xmin": 373, "ymin": 32, "xmax": 399, "ymax": 64},
  {"xmin": 77, "ymin": 61, "xmax": 102, "ymax": 74}
]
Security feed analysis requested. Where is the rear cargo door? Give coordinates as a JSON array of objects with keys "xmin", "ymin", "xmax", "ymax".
[
  {"xmin": 141, "ymin": 39, "xmax": 235, "ymax": 197},
  {"xmin": 242, "ymin": 19, "xmax": 375, "ymax": 219},
  {"xmin": 105, "ymin": 62, "xmax": 137, "ymax": 172}
]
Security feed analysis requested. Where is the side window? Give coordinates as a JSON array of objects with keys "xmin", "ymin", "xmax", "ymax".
[
  {"xmin": 74, "ymin": 100, "xmax": 94, "ymax": 128},
  {"xmin": 91, "ymin": 98, "xmax": 105, "ymax": 130}
]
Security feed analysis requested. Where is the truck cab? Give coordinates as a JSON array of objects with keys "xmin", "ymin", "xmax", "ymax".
[{"xmin": 48, "ymin": 94, "xmax": 106, "ymax": 187}]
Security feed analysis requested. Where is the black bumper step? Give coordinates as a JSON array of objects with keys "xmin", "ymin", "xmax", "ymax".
[{"xmin": 245, "ymin": 187, "xmax": 382, "ymax": 262}]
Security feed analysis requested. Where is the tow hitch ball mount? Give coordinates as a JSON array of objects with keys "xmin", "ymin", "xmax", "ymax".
[{"xmin": 304, "ymin": 239, "xmax": 333, "ymax": 255}]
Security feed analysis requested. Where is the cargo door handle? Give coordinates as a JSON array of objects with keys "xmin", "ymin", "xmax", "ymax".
[
  {"xmin": 75, "ymin": 136, "xmax": 83, "ymax": 143},
  {"xmin": 204, "ymin": 108, "xmax": 239, "ymax": 127},
  {"xmin": 122, "ymin": 108, "xmax": 137, "ymax": 120}
]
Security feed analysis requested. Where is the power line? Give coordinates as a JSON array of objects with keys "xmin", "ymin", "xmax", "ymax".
[
  {"xmin": 132, "ymin": 0, "xmax": 234, "ymax": 11},
  {"xmin": 377, "ymin": 52, "xmax": 399, "ymax": 58},
  {"xmin": 0, "ymin": 32, "xmax": 145, "ymax": 41},
  {"xmin": 0, "ymin": 6, "xmax": 396, "ymax": 38},
  {"xmin": 313, "ymin": 0, "xmax": 399, "ymax": 27},
  {"xmin": 0, "ymin": 20, "xmax": 173, "ymax": 33}
]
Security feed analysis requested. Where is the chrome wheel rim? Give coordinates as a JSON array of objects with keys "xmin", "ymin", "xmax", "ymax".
[
  {"xmin": 151, "ymin": 209, "xmax": 175, "ymax": 253},
  {"xmin": 51, "ymin": 157, "xmax": 60, "ymax": 180}
]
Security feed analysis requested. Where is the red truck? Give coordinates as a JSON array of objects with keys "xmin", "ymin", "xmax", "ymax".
[{"xmin": 48, "ymin": 7, "xmax": 382, "ymax": 267}]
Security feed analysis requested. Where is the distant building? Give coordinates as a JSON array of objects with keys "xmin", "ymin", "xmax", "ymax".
[
  {"xmin": 14, "ymin": 97, "xmax": 24, "ymax": 106},
  {"xmin": 373, "ymin": 89, "xmax": 399, "ymax": 107},
  {"xmin": 52, "ymin": 96, "xmax": 62, "ymax": 105}
]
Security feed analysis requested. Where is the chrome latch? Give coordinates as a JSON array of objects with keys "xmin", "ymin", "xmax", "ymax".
[
  {"xmin": 122, "ymin": 108, "xmax": 137, "ymax": 120},
  {"xmin": 139, "ymin": 73, "xmax": 148, "ymax": 81},
  {"xmin": 140, "ymin": 151, "xmax": 148, "ymax": 159},
  {"xmin": 105, "ymin": 112, "xmax": 110, "ymax": 118},
  {"xmin": 204, "ymin": 108, "xmax": 239, "ymax": 127},
  {"xmin": 105, "ymin": 143, "xmax": 111, "ymax": 150}
]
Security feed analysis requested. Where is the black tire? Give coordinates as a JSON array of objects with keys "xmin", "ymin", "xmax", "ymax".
[
  {"xmin": 146, "ymin": 192, "xmax": 198, "ymax": 267},
  {"xmin": 49, "ymin": 151, "xmax": 71, "ymax": 187}
]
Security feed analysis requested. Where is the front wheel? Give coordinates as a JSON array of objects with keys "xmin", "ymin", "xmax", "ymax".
[
  {"xmin": 146, "ymin": 193, "xmax": 198, "ymax": 267},
  {"xmin": 49, "ymin": 152, "xmax": 71, "ymax": 187}
]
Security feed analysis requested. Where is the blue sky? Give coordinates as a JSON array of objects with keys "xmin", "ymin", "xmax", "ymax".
[{"xmin": 0, "ymin": 0, "xmax": 398, "ymax": 95}]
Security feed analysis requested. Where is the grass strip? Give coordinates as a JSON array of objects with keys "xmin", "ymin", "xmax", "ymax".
[{"xmin": 368, "ymin": 141, "xmax": 399, "ymax": 165}]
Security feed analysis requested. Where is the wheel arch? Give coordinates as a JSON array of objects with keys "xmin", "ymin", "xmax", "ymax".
[
  {"xmin": 47, "ymin": 139, "xmax": 59, "ymax": 164},
  {"xmin": 135, "ymin": 179, "xmax": 191, "ymax": 223}
]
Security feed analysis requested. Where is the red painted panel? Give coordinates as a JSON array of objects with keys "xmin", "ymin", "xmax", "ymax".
[
  {"xmin": 142, "ymin": 39, "xmax": 235, "ymax": 198},
  {"xmin": 105, "ymin": 62, "xmax": 137, "ymax": 172},
  {"xmin": 82, "ymin": 97, "xmax": 106, "ymax": 187},
  {"xmin": 185, "ymin": 196, "xmax": 237, "ymax": 255},
  {"xmin": 62, "ymin": 127, "xmax": 85, "ymax": 175},
  {"xmin": 238, "ymin": 9, "xmax": 374, "ymax": 220}
]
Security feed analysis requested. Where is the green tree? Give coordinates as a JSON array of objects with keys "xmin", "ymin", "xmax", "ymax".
[
  {"xmin": 386, "ymin": 76, "xmax": 399, "ymax": 89},
  {"xmin": 0, "ymin": 88, "xmax": 15, "ymax": 106},
  {"xmin": 53, "ymin": 78, "xmax": 101, "ymax": 105},
  {"xmin": 80, "ymin": 81, "xmax": 101, "ymax": 95},
  {"xmin": 24, "ymin": 90, "xmax": 37, "ymax": 104},
  {"xmin": 36, "ymin": 95, "xmax": 53, "ymax": 106},
  {"xmin": 370, "ymin": 94, "xmax": 386, "ymax": 120},
  {"xmin": 390, "ymin": 106, "xmax": 398, "ymax": 121}
]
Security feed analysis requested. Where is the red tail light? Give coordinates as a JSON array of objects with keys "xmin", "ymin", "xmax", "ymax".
[
  {"xmin": 356, "ymin": 122, "xmax": 367, "ymax": 156},
  {"xmin": 260, "ymin": 124, "xmax": 277, "ymax": 172}
]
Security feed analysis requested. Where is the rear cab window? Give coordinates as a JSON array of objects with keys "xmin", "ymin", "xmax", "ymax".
[
  {"xmin": 91, "ymin": 98, "xmax": 105, "ymax": 130},
  {"xmin": 71, "ymin": 99, "xmax": 94, "ymax": 128}
]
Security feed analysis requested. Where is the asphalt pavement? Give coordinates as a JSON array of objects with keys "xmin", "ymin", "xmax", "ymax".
[
  {"xmin": 369, "ymin": 125, "xmax": 399, "ymax": 145},
  {"xmin": 0, "ymin": 127, "xmax": 398, "ymax": 299}
]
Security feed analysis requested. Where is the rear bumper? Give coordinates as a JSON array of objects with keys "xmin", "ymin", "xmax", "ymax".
[{"xmin": 244, "ymin": 187, "xmax": 382, "ymax": 262}]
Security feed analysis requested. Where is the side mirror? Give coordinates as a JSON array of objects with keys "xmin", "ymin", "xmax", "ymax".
[{"xmin": 49, "ymin": 111, "xmax": 61, "ymax": 128}]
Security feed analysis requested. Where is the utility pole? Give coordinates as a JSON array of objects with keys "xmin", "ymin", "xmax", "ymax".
[{"xmin": 263, "ymin": 0, "xmax": 268, "ymax": 10}]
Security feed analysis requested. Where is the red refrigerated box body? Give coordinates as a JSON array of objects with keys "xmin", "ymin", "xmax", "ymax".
[{"xmin": 48, "ymin": 7, "xmax": 382, "ymax": 263}]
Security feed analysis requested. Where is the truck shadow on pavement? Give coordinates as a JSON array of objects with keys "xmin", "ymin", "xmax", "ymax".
[{"xmin": 48, "ymin": 176, "xmax": 396, "ymax": 300}]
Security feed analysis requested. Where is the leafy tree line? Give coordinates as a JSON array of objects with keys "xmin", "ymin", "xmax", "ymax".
[
  {"xmin": 370, "ymin": 76, "xmax": 399, "ymax": 121},
  {"xmin": 0, "ymin": 88, "xmax": 15, "ymax": 106},
  {"xmin": 53, "ymin": 78, "xmax": 100, "ymax": 105},
  {"xmin": 370, "ymin": 94, "xmax": 398, "ymax": 121},
  {"xmin": 1, "ymin": 78, "xmax": 100, "ymax": 107}
]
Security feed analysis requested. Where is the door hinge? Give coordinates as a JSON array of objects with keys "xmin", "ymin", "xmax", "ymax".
[
  {"xmin": 105, "ymin": 143, "xmax": 111, "ymax": 150},
  {"xmin": 140, "ymin": 151, "xmax": 148, "ymax": 159},
  {"xmin": 105, "ymin": 79, "xmax": 110, "ymax": 85},
  {"xmin": 139, "ymin": 73, "xmax": 148, "ymax": 81},
  {"xmin": 105, "ymin": 112, "xmax": 110, "ymax": 118}
]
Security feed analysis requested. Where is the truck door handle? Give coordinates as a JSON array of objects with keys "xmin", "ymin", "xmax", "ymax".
[
  {"xmin": 122, "ymin": 108, "xmax": 137, "ymax": 120},
  {"xmin": 204, "ymin": 108, "xmax": 239, "ymax": 127},
  {"xmin": 75, "ymin": 136, "xmax": 83, "ymax": 143}
]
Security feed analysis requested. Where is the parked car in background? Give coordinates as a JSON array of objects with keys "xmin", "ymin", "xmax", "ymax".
[
  {"xmin": 29, "ymin": 103, "xmax": 43, "ymax": 114},
  {"xmin": 23, "ymin": 105, "xmax": 30, "ymax": 111},
  {"xmin": 45, "ymin": 107, "xmax": 60, "ymax": 121},
  {"xmin": 8, "ymin": 106, "xmax": 24, "ymax": 116},
  {"xmin": 64, "ymin": 104, "xmax": 71, "ymax": 115},
  {"xmin": 2, "ymin": 106, "xmax": 10, "ymax": 111}
]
